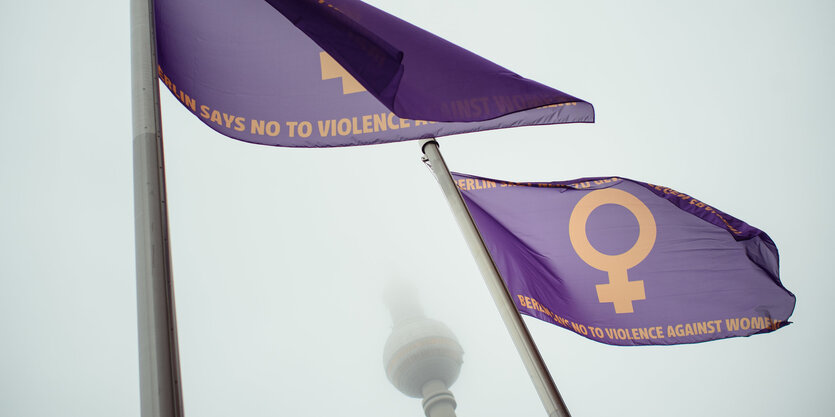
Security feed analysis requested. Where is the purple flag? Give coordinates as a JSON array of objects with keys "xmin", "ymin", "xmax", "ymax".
[
  {"xmin": 453, "ymin": 173, "xmax": 795, "ymax": 346},
  {"xmin": 154, "ymin": 0, "xmax": 593, "ymax": 147}
]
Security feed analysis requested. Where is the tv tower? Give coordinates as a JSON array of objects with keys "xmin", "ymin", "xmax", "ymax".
[{"xmin": 383, "ymin": 283, "xmax": 464, "ymax": 417}]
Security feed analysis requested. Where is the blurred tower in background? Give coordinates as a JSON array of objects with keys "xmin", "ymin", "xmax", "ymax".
[{"xmin": 383, "ymin": 283, "xmax": 464, "ymax": 417}]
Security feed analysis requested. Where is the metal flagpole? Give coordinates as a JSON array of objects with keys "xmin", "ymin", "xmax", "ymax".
[
  {"xmin": 131, "ymin": 0, "xmax": 184, "ymax": 416},
  {"xmin": 420, "ymin": 139, "xmax": 571, "ymax": 417}
]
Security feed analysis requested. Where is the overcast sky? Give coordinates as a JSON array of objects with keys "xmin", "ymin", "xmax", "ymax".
[{"xmin": 1, "ymin": 1, "xmax": 833, "ymax": 416}]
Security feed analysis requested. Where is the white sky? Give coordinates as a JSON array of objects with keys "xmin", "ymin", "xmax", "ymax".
[{"xmin": 1, "ymin": 1, "xmax": 833, "ymax": 416}]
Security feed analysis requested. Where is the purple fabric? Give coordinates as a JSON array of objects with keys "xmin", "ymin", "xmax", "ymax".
[
  {"xmin": 452, "ymin": 173, "xmax": 795, "ymax": 346},
  {"xmin": 153, "ymin": 0, "xmax": 593, "ymax": 147}
]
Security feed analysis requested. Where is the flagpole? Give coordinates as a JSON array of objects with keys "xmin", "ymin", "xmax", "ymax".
[
  {"xmin": 131, "ymin": 0, "xmax": 184, "ymax": 416},
  {"xmin": 420, "ymin": 139, "xmax": 570, "ymax": 417}
]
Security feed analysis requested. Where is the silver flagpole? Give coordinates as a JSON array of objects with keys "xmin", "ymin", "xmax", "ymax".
[
  {"xmin": 131, "ymin": 0, "xmax": 184, "ymax": 416},
  {"xmin": 420, "ymin": 139, "xmax": 570, "ymax": 417}
]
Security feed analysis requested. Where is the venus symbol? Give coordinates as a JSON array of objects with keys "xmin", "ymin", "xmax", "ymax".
[
  {"xmin": 319, "ymin": 52, "xmax": 366, "ymax": 95},
  {"xmin": 568, "ymin": 188, "xmax": 657, "ymax": 314}
]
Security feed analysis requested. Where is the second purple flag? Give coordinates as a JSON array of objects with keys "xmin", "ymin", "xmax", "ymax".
[{"xmin": 453, "ymin": 173, "xmax": 795, "ymax": 346}]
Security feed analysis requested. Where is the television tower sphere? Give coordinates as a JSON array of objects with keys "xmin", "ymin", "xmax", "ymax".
[
  {"xmin": 382, "ymin": 282, "xmax": 463, "ymax": 403},
  {"xmin": 383, "ymin": 315, "xmax": 464, "ymax": 398}
]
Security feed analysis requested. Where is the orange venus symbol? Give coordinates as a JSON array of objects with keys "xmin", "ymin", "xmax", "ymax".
[
  {"xmin": 319, "ymin": 52, "xmax": 366, "ymax": 95},
  {"xmin": 568, "ymin": 188, "xmax": 657, "ymax": 314}
]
